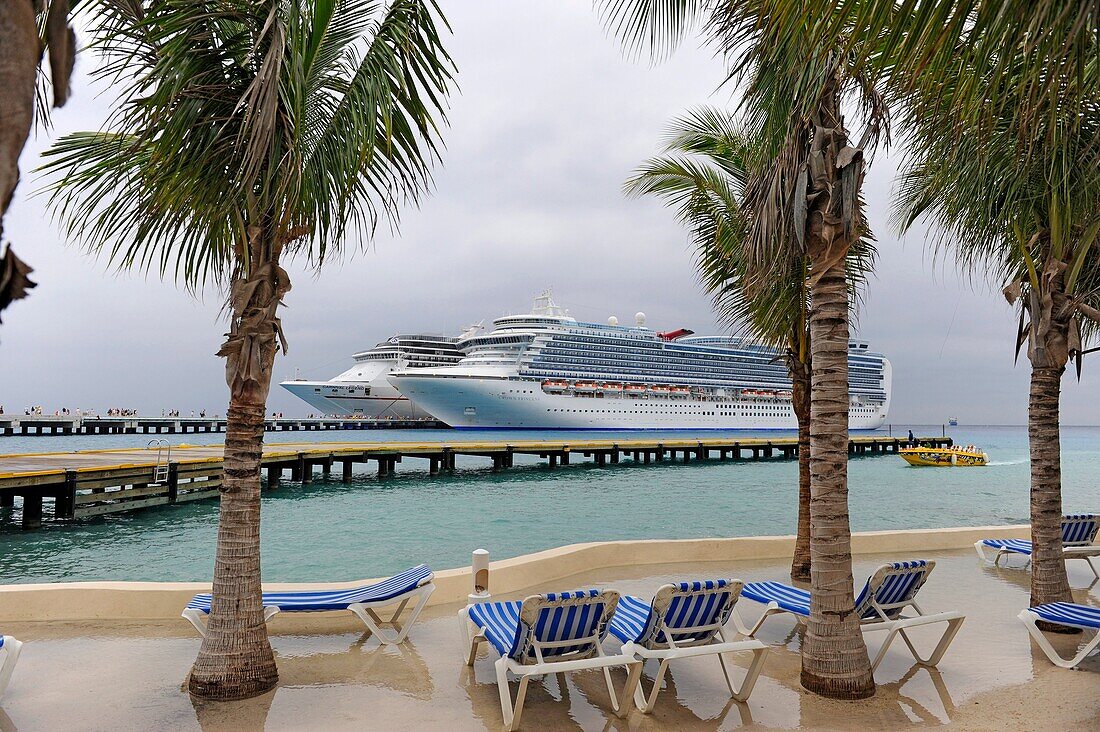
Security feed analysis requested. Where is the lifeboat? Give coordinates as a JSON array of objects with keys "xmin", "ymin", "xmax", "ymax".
[
  {"xmin": 601, "ymin": 383, "xmax": 624, "ymax": 394},
  {"xmin": 624, "ymin": 384, "xmax": 647, "ymax": 397},
  {"xmin": 651, "ymin": 385, "xmax": 671, "ymax": 395},
  {"xmin": 669, "ymin": 386, "xmax": 691, "ymax": 397},
  {"xmin": 573, "ymin": 382, "xmax": 599, "ymax": 393},
  {"xmin": 900, "ymin": 445, "xmax": 988, "ymax": 467},
  {"xmin": 541, "ymin": 380, "xmax": 569, "ymax": 393}
]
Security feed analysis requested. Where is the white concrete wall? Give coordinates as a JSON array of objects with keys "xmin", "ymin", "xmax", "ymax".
[{"xmin": 0, "ymin": 525, "xmax": 1029, "ymax": 622}]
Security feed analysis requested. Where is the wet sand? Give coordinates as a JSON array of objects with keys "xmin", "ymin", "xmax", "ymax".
[{"xmin": 1, "ymin": 549, "xmax": 1097, "ymax": 730}]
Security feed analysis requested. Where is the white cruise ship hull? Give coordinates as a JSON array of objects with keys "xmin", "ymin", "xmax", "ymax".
[
  {"xmin": 280, "ymin": 380, "xmax": 427, "ymax": 419},
  {"xmin": 390, "ymin": 369, "xmax": 890, "ymax": 430}
]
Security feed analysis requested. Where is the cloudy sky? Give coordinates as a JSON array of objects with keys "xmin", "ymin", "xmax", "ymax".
[{"xmin": 1, "ymin": 1, "xmax": 1096, "ymax": 425}]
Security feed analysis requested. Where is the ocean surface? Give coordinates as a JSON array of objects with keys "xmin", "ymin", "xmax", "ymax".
[{"xmin": 1, "ymin": 425, "xmax": 1096, "ymax": 584}]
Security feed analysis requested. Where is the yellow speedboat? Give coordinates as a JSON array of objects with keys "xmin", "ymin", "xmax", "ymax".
[{"xmin": 900, "ymin": 445, "xmax": 988, "ymax": 466}]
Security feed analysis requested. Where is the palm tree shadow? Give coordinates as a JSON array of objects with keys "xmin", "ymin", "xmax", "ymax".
[{"xmin": 0, "ymin": 707, "xmax": 15, "ymax": 732}]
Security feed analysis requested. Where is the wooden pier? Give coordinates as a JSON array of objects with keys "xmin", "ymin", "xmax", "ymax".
[
  {"xmin": 0, "ymin": 435, "xmax": 951, "ymax": 530},
  {"xmin": 0, "ymin": 415, "xmax": 444, "ymax": 437}
]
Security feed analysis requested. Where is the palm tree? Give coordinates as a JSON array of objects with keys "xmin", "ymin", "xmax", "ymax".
[
  {"xmin": 601, "ymin": 1, "xmax": 887, "ymax": 698},
  {"xmin": 624, "ymin": 106, "xmax": 875, "ymax": 582},
  {"xmin": 0, "ymin": 0, "xmax": 78, "ymax": 327},
  {"xmin": 894, "ymin": 72, "xmax": 1100, "ymax": 618},
  {"xmin": 41, "ymin": 0, "xmax": 454, "ymax": 699}
]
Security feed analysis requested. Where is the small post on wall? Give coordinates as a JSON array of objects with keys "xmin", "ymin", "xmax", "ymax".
[{"xmin": 469, "ymin": 548, "xmax": 491, "ymax": 604}]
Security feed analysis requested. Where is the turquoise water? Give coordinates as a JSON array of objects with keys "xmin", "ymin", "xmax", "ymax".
[{"xmin": 1, "ymin": 425, "xmax": 1096, "ymax": 584}]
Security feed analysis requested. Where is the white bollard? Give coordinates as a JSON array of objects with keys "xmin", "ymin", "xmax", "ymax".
[{"xmin": 469, "ymin": 548, "xmax": 491, "ymax": 603}]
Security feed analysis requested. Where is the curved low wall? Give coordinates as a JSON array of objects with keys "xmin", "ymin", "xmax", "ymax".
[{"xmin": 0, "ymin": 524, "xmax": 1029, "ymax": 623}]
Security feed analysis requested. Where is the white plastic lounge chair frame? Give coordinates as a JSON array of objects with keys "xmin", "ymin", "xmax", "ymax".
[
  {"xmin": 732, "ymin": 561, "xmax": 964, "ymax": 672},
  {"xmin": 182, "ymin": 568, "xmax": 435, "ymax": 644},
  {"xmin": 615, "ymin": 580, "xmax": 768, "ymax": 712},
  {"xmin": 1018, "ymin": 603, "xmax": 1100, "ymax": 669},
  {"xmin": 0, "ymin": 635, "xmax": 23, "ymax": 698},
  {"xmin": 460, "ymin": 590, "xmax": 642, "ymax": 731},
  {"xmin": 975, "ymin": 515, "xmax": 1100, "ymax": 578}
]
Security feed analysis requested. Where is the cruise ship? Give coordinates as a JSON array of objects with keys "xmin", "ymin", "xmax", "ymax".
[
  {"xmin": 389, "ymin": 294, "xmax": 891, "ymax": 430},
  {"xmin": 280, "ymin": 334, "xmax": 463, "ymax": 417}
]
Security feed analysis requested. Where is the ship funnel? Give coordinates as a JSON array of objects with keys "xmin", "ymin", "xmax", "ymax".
[
  {"xmin": 608, "ymin": 315, "xmax": 619, "ymax": 326},
  {"xmin": 635, "ymin": 312, "xmax": 646, "ymax": 326}
]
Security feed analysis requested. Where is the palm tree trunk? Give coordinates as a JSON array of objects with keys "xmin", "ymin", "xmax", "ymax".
[
  {"xmin": 0, "ymin": 0, "xmax": 40, "ymax": 326},
  {"xmin": 1028, "ymin": 365, "xmax": 1075, "ymax": 628},
  {"xmin": 189, "ymin": 260, "xmax": 286, "ymax": 700},
  {"xmin": 1024, "ymin": 260, "xmax": 1075, "ymax": 631},
  {"xmin": 800, "ymin": 257, "xmax": 874, "ymax": 699},
  {"xmin": 790, "ymin": 359, "xmax": 812, "ymax": 582},
  {"xmin": 797, "ymin": 72, "xmax": 874, "ymax": 699}
]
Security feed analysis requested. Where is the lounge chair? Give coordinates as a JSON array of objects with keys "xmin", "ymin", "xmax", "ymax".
[
  {"xmin": 1018, "ymin": 603, "xmax": 1100, "ymax": 669},
  {"xmin": 460, "ymin": 589, "xmax": 642, "ymax": 731},
  {"xmin": 975, "ymin": 514, "xmax": 1100, "ymax": 578},
  {"xmin": 0, "ymin": 635, "xmax": 23, "ymax": 698},
  {"xmin": 182, "ymin": 564, "xmax": 434, "ymax": 643},
  {"xmin": 732, "ymin": 560, "xmax": 964, "ymax": 672},
  {"xmin": 608, "ymin": 579, "xmax": 768, "ymax": 712}
]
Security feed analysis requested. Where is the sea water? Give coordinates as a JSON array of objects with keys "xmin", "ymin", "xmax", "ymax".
[{"xmin": 0, "ymin": 425, "xmax": 1096, "ymax": 584}]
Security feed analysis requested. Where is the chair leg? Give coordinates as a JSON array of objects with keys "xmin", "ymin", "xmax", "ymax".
[
  {"xmin": 1083, "ymin": 556, "xmax": 1100, "ymax": 580},
  {"xmin": 898, "ymin": 617, "xmax": 965, "ymax": 668},
  {"xmin": 496, "ymin": 658, "xmax": 532, "ymax": 731},
  {"xmin": 1019, "ymin": 610, "xmax": 1100, "ymax": 669},
  {"xmin": 0, "ymin": 637, "xmax": 23, "ymax": 698},
  {"xmin": 730, "ymin": 602, "xmax": 782, "ymax": 637},
  {"xmin": 349, "ymin": 584, "xmax": 434, "ymax": 645},
  {"xmin": 720, "ymin": 645, "xmax": 768, "ymax": 702},
  {"xmin": 458, "ymin": 607, "xmax": 485, "ymax": 666},
  {"xmin": 973, "ymin": 541, "xmax": 988, "ymax": 562},
  {"xmin": 867, "ymin": 616, "xmax": 964, "ymax": 672},
  {"xmin": 632, "ymin": 658, "xmax": 670, "ymax": 713},
  {"xmin": 605, "ymin": 659, "xmax": 643, "ymax": 717},
  {"xmin": 181, "ymin": 609, "xmax": 209, "ymax": 637}
]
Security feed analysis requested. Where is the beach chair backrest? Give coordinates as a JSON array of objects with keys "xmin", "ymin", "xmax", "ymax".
[
  {"xmin": 855, "ymin": 560, "xmax": 935, "ymax": 620},
  {"xmin": 514, "ymin": 589, "xmax": 618, "ymax": 662},
  {"xmin": 1061, "ymin": 515, "xmax": 1099, "ymax": 546},
  {"xmin": 641, "ymin": 579, "xmax": 743, "ymax": 648}
]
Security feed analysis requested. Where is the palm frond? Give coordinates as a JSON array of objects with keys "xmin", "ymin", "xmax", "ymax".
[{"xmin": 40, "ymin": 0, "xmax": 455, "ymax": 289}]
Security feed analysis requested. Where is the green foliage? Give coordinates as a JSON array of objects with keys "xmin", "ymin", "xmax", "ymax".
[
  {"xmin": 625, "ymin": 106, "xmax": 875, "ymax": 361},
  {"xmin": 41, "ymin": 0, "xmax": 454, "ymax": 288}
]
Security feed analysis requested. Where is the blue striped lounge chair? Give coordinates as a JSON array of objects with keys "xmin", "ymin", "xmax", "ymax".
[
  {"xmin": 975, "ymin": 514, "xmax": 1100, "ymax": 578},
  {"xmin": 609, "ymin": 579, "xmax": 768, "ymax": 713},
  {"xmin": 183, "ymin": 564, "xmax": 434, "ymax": 643},
  {"xmin": 0, "ymin": 635, "xmax": 23, "ymax": 698},
  {"xmin": 1018, "ymin": 603, "xmax": 1100, "ymax": 669},
  {"xmin": 732, "ymin": 560, "xmax": 965, "ymax": 672},
  {"xmin": 459, "ymin": 589, "xmax": 642, "ymax": 731}
]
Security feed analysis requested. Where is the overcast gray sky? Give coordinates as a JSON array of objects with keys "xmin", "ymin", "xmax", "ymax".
[{"xmin": 1, "ymin": 1, "xmax": 1096, "ymax": 425}]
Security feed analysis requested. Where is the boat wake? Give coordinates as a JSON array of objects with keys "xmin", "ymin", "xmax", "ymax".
[{"xmin": 986, "ymin": 459, "xmax": 1027, "ymax": 466}]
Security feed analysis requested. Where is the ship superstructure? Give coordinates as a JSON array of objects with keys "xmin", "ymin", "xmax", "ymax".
[
  {"xmin": 389, "ymin": 294, "xmax": 891, "ymax": 429},
  {"xmin": 280, "ymin": 334, "xmax": 463, "ymax": 417}
]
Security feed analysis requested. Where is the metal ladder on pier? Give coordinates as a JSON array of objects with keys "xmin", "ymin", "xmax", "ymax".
[{"xmin": 148, "ymin": 439, "xmax": 171, "ymax": 485}]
